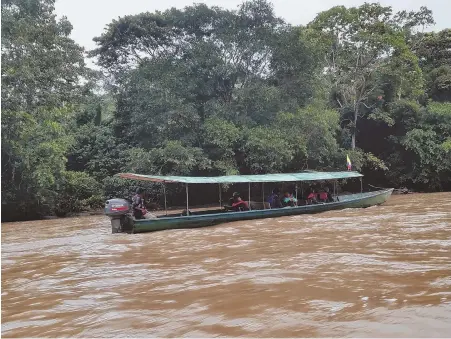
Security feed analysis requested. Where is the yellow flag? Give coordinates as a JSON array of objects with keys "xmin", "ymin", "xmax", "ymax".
[{"xmin": 346, "ymin": 155, "xmax": 352, "ymax": 170}]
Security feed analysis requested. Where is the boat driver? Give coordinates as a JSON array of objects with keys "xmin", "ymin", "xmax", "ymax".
[{"xmin": 132, "ymin": 188, "xmax": 148, "ymax": 219}]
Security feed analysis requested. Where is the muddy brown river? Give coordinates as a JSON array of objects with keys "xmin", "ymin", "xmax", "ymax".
[{"xmin": 2, "ymin": 193, "xmax": 451, "ymax": 337}]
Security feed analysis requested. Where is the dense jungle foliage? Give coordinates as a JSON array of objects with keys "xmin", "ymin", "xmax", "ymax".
[{"xmin": 2, "ymin": 0, "xmax": 451, "ymax": 220}]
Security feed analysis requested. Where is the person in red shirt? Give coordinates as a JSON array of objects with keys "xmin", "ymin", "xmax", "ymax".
[
  {"xmin": 318, "ymin": 187, "xmax": 335, "ymax": 203},
  {"xmin": 231, "ymin": 192, "xmax": 249, "ymax": 211},
  {"xmin": 306, "ymin": 189, "xmax": 318, "ymax": 205},
  {"xmin": 318, "ymin": 190, "xmax": 328, "ymax": 202}
]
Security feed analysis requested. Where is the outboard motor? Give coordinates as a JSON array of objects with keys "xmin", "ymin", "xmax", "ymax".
[{"xmin": 104, "ymin": 198, "xmax": 132, "ymax": 233}]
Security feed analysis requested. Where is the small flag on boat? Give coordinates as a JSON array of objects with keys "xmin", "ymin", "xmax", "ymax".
[{"xmin": 346, "ymin": 155, "xmax": 352, "ymax": 171}]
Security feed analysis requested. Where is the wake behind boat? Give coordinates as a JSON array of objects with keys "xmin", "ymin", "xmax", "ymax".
[{"xmin": 104, "ymin": 171, "xmax": 393, "ymax": 234}]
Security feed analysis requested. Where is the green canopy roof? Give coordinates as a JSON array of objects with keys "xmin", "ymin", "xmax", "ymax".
[{"xmin": 118, "ymin": 171, "xmax": 363, "ymax": 184}]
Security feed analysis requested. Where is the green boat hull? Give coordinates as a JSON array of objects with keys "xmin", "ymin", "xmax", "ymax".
[{"xmin": 120, "ymin": 189, "xmax": 393, "ymax": 234}]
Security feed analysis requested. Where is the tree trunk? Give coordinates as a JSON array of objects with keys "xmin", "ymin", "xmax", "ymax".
[
  {"xmin": 351, "ymin": 108, "xmax": 358, "ymax": 149},
  {"xmin": 94, "ymin": 103, "xmax": 102, "ymax": 126}
]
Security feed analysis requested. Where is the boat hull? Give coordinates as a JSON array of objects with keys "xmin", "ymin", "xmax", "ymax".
[{"xmin": 125, "ymin": 189, "xmax": 393, "ymax": 234}]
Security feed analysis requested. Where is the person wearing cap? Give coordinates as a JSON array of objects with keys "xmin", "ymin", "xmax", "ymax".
[
  {"xmin": 132, "ymin": 188, "xmax": 148, "ymax": 219},
  {"xmin": 230, "ymin": 192, "xmax": 249, "ymax": 212}
]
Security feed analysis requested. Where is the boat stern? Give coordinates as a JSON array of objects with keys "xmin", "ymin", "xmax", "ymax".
[{"xmin": 104, "ymin": 198, "xmax": 134, "ymax": 233}]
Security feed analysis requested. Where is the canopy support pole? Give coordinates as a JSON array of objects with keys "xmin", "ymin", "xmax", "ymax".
[
  {"xmin": 248, "ymin": 182, "xmax": 252, "ymax": 211},
  {"xmin": 301, "ymin": 182, "xmax": 303, "ymax": 199},
  {"xmin": 219, "ymin": 184, "xmax": 222, "ymax": 209},
  {"xmin": 163, "ymin": 184, "xmax": 167, "ymax": 216},
  {"xmin": 360, "ymin": 178, "xmax": 363, "ymax": 193},
  {"xmin": 333, "ymin": 181, "xmax": 336, "ymax": 200},
  {"xmin": 186, "ymin": 184, "xmax": 189, "ymax": 216},
  {"xmin": 295, "ymin": 183, "xmax": 298, "ymax": 200},
  {"xmin": 262, "ymin": 183, "xmax": 265, "ymax": 209}
]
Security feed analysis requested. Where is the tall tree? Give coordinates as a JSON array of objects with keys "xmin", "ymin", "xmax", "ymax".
[
  {"xmin": 411, "ymin": 29, "xmax": 451, "ymax": 101},
  {"xmin": 306, "ymin": 3, "xmax": 434, "ymax": 149},
  {"xmin": 90, "ymin": 0, "xmax": 318, "ymax": 152},
  {"xmin": 412, "ymin": 29, "xmax": 451, "ymax": 71},
  {"xmin": 1, "ymin": 0, "xmax": 86, "ymax": 220}
]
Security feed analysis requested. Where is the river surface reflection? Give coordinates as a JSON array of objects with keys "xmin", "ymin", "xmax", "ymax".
[{"xmin": 2, "ymin": 193, "xmax": 451, "ymax": 337}]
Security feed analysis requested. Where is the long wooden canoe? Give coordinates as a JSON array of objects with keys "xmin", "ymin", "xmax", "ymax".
[{"xmin": 121, "ymin": 188, "xmax": 393, "ymax": 234}]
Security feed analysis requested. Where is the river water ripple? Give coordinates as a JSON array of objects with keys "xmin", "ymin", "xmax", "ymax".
[{"xmin": 2, "ymin": 193, "xmax": 451, "ymax": 337}]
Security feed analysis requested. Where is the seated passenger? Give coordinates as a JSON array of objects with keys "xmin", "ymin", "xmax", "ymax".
[
  {"xmin": 325, "ymin": 187, "xmax": 335, "ymax": 202},
  {"xmin": 282, "ymin": 192, "xmax": 298, "ymax": 207},
  {"xmin": 231, "ymin": 192, "xmax": 249, "ymax": 211},
  {"xmin": 306, "ymin": 189, "xmax": 318, "ymax": 205},
  {"xmin": 267, "ymin": 188, "xmax": 282, "ymax": 209},
  {"xmin": 318, "ymin": 189, "xmax": 328, "ymax": 202},
  {"xmin": 224, "ymin": 197, "xmax": 236, "ymax": 211}
]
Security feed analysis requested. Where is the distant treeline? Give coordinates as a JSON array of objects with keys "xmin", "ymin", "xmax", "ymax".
[{"xmin": 2, "ymin": 0, "xmax": 450, "ymax": 221}]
